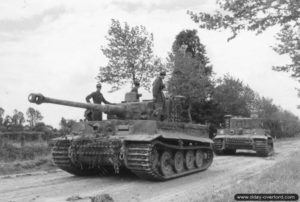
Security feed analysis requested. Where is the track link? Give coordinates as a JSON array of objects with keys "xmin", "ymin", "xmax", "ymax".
[
  {"xmin": 52, "ymin": 139, "xmax": 121, "ymax": 176},
  {"xmin": 52, "ymin": 139, "xmax": 99, "ymax": 176},
  {"xmin": 255, "ymin": 139, "xmax": 274, "ymax": 157},
  {"xmin": 126, "ymin": 141, "xmax": 213, "ymax": 181}
]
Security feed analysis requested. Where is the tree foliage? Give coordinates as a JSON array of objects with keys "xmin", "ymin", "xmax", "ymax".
[
  {"xmin": 26, "ymin": 107, "xmax": 43, "ymax": 128},
  {"xmin": 98, "ymin": 19, "xmax": 165, "ymax": 91},
  {"xmin": 167, "ymin": 30, "xmax": 213, "ymax": 102},
  {"xmin": 0, "ymin": 107, "xmax": 4, "ymax": 126},
  {"xmin": 189, "ymin": 0, "xmax": 300, "ymax": 80},
  {"xmin": 59, "ymin": 117, "xmax": 76, "ymax": 135},
  {"xmin": 167, "ymin": 30, "xmax": 215, "ymax": 124},
  {"xmin": 213, "ymin": 74, "xmax": 257, "ymax": 117},
  {"xmin": 254, "ymin": 96, "xmax": 279, "ymax": 119},
  {"xmin": 171, "ymin": 29, "xmax": 212, "ymax": 75},
  {"xmin": 11, "ymin": 110, "xmax": 25, "ymax": 126}
]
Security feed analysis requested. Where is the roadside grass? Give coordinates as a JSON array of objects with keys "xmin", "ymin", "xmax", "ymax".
[
  {"xmin": 0, "ymin": 140, "xmax": 50, "ymax": 162},
  {"xmin": 0, "ymin": 139, "xmax": 55, "ymax": 175},
  {"xmin": 200, "ymin": 151, "xmax": 300, "ymax": 202},
  {"xmin": 0, "ymin": 155, "xmax": 55, "ymax": 175}
]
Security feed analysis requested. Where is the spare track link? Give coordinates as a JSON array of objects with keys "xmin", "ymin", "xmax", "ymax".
[
  {"xmin": 51, "ymin": 139, "xmax": 88, "ymax": 175},
  {"xmin": 52, "ymin": 139, "xmax": 119, "ymax": 176},
  {"xmin": 70, "ymin": 139, "xmax": 122, "ymax": 174},
  {"xmin": 126, "ymin": 141, "xmax": 213, "ymax": 181}
]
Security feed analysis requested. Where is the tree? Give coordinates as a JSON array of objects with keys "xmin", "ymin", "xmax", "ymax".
[
  {"xmin": 11, "ymin": 109, "xmax": 25, "ymax": 126},
  {"xmin": 255, "ymin": 96, "xmax": 279, "ymax": 119},
  {"xmin": 26, "ymin": 107, "xmax": 43, "ymax": 128},
  {"xmin": 98, "ymin": 19, "xmax": 165, "ymax": 91},
  {"xmin": 167, "ymin": 30, "xmax": 214, "ymax": 101},
  {"xmin": 189, "ymin": 0, "xmax": 300, "ymax": 81},
  {"xmin": 0, "ymin": 107, "xmax": 4, "ymax": 125},
  {"xmin": 167, "ymin": 30, "xmax": 214, "ymax": 122},
  {"xmin": 59, "ymin": 117, "xmax": 76, "ymax": 135},
  {"xmin": 171, "ymin": 29, "xmax": 212, "ymax": 75},
  {"xmin": 167, "ymin": 51, "xmax": 213, "ymax": 102},
  {"xmin": 3, "ymin": 115, "xmax": 12, "ymax": 128},
  {"xmin": 212, "ymin": 74, "xmax": 256, "ymax": 117}
]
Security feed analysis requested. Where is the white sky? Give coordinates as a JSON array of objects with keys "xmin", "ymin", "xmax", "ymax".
[{"xmin": 0, "ymin": 0, "xmax": 298, "ymax": 128}]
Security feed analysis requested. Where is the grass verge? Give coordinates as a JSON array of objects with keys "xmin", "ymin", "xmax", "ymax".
[
  {"xmin": 201, "ymin": 151, "xmax": 300, "ymax": 202},
  {"xmin": 0, "ymin": 140, "xmax": 56, "ymax": 175},
  {"xmin": 0, "ymin": 155, "xmax": 56, "ymax": 176}
]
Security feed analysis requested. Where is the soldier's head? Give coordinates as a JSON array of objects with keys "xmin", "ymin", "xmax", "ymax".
[
  {"xmin": 159, "ymin": 71, "xmax": 166, "ymax": 79},
  {"xmin": 134, "ymin": 80, "xmax": 140, "ymax": 88},
  {"xmin": 96, "ymin": 83, "xmax": 102, "ymax": 91}
]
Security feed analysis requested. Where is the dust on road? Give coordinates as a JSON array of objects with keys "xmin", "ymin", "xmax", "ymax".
[{"xmin": 1, "ymin": 138, "xmax": 299, "ymax": 202}]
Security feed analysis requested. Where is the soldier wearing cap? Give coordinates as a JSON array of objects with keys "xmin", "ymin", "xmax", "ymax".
[
  {"xmin": 152, "ymin": 71, "xmax": 166, "ymax": 120},
  {"xmin": 85, "ymin": 83, "xmax": 111, "ymax": 121},
  {"xmin": 131, "ymin": 80, "xmax": 142, "ymax": 101}
]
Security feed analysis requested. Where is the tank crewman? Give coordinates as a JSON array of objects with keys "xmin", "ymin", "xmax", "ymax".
[
  {"xmin": 152, "ymin": 71, "xmax": 166, "ymax": 120},
  {"xmin": 85, "ymin": 83, "xmax": 111, "ymax": 121},
  {"xmin": 131, "ymin": 80, "xmax": 142, "ymax": 101}
]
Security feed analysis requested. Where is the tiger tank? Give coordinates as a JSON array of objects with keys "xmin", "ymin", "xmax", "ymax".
[
  {"xmin": 213, "ymin": 115, "xmax": 274, "ymax": 157},
  {"xmin": 28, "ymin": 92, "xmax": 213, "ymax": 181}
]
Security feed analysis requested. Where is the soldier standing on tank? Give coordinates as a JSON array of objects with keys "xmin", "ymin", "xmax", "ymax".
[
  {"xmin": 152, "ymin": 71, "xmax": 166, "ymax": 121},
  {"xmin": 85, "ymin": 83, "xmax": 111, "ymax": 121},
  {"xmin": 131, "ymin": 80, "xmax": 142, "ymax": 102}
]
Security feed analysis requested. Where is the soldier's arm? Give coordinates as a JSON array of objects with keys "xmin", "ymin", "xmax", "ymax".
[
  {"xmin": 101, "ymin": 94, "xmax": 111, "ymax": 104},
  {"xmin": 85, "ymin": 93, "xmax": 93, "ymax": 103}
]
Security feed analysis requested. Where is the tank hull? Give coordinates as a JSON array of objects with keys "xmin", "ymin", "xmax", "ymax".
[
  {"xmin": 51, "ymin": 120, "xmax": 214, "ymax": 180},
  {"xmin": 213, "ymin": 132, "xmax": 274, "ymax": 157}
]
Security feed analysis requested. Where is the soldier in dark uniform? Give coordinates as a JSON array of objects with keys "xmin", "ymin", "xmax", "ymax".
[
  {"xmin": 152, "ymin": 71, "xmax": 166, "ymax": 120},
  {"xmin": 85, "ymin": 83, "xmax": 111, "ymax": 121},
  {"xmin": 131, "ymin": 80, "xmax": 142, "ymax": 101}
]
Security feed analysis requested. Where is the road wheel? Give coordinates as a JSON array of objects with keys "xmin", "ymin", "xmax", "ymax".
[
  {"xmin": 185, "ymin": 150, "xmax": 195, "ymax": 170},
  {"xmin": 173, "ymin": 151, "xmax": 184, "ymax": 173},
  {"xmin": 195, "ymin": 150, "xmax": 204, "ymax": 168},
  {"xmin": 160, "ymin": 151, "xmax": 173, "ymax": 176}
]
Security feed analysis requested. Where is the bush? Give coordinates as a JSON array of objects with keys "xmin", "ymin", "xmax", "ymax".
[{"xmin": 0, "ymin": 142, "xmax": 50, "ymax": 162}]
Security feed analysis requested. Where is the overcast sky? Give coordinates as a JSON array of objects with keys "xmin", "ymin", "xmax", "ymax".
[{"xmin": 0, "ymin": 0, "xmax": 298, "ymax": 127}]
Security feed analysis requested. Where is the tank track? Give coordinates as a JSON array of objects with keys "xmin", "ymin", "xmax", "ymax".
[
  {"xmin": 52, "ymin": 139, "xmax": 120, "ymax": 176},
  {"xmin": 213, "ymin": 139, "xmax": 223, "ymax": 155},
  {"xmin": 255, "ymin": 139, "xmax": 274, "ymax": 157},
  {"xmin": 69, "ymin": 138, "xmax": 122, "ymax": 174},
  {"xmin": 52, "ymin": 139, "xmax": 99, "ymax": 176},
  {"xmin": 125, "ymin": 141, "xmax": 213, "ymax": 181}
]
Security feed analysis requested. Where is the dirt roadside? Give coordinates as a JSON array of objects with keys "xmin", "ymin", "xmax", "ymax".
[{"xmin": 0, "ymin": 138, "xmax": 299, "ymax": 202}]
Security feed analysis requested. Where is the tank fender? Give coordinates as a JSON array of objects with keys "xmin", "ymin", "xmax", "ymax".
[
  {"xmin": 123, "ymin": 133, "xmax": 213, "ymax": 144},
  {"xmin": 160, "ymin": 133, "xmax": 213, "ymax": 143},
  {"xmin": 252, "ymin": 135, "xmax": 268, "ymax": 140},
  {"xmin": 214, "ymin": 135, "xmax": 227, "ymax": 139},
  {"xmin": 123, "ymin": 134, "xmax": 161, "ymax": 142}
]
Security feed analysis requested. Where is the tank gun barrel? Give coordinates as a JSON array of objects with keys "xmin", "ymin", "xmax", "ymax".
[{"xmin": 28, "ymin": 93, "xmax": 125, "ymax": 115}]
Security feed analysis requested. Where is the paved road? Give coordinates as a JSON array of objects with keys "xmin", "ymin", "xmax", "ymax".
[{"xmin": 1, "ymin": 138, "xmax": 299, "ymax": 202}]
